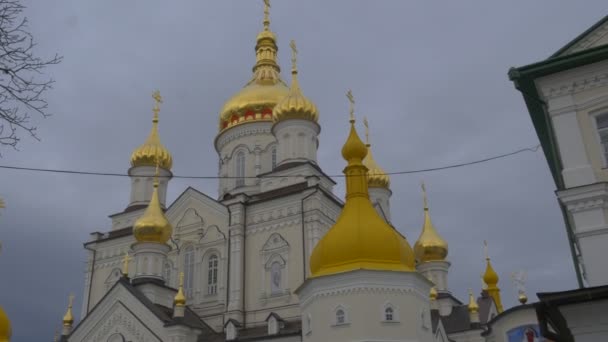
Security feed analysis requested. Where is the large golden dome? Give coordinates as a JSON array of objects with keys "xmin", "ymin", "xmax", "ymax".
[
  {"xmin": 133, "ymin": 177, "xmax": 172, "ymax": 244},
  {"xmin": 131, "ymin": 91, "xmax": 173, "ymax": 170},
  {"xmin": 309, "ymin": 117, "xmax": 415, "ymax": 277},
  {"xmin": 414, "ymin": 184, "xmax": 448, "ymax": 263},
  {"xmin": 218, "ymin": 1, "xmax": 289, "ymax": 132},
  {"xmin": 0, "ymin": 305, "xmax": 11, "ymax": 342}
]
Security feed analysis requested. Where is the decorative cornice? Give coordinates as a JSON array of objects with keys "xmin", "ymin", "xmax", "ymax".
[
  {"xmin": 215, "ymin": 122, "xmax": 273, "ymax": 152},
  {"xmin": 558, "ymin": 182, "xmax": 608, "ymax": 212},
  {"xmin": 540, "ymin": 68, "xmax": 608, "ymax": 100}
]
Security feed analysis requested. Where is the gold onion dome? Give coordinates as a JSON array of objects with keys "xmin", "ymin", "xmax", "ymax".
[
  {"xmin": 0, "ymin": 305, "xmax": 11, "ymax": 342},
  {"xmin": 273, "ymin": 40, "xmax": 318, "ymax": 123},
  {"xmin": 219, "ymin": 0, "xmax": 289, "ymax": 131},
  {"xmin": 133, "ymin": 169, "xmax": 173, "ymax": 244},
  {"xmin": 174, "ymin": 272, "xmax": 186, "ymax": 307},
  {"xmin": 468, "ymin": 289, "xmax": 479, "ymax": 313},
  {"xmin": 362, "ymin": 118, "xmax": 390, "ymax": 188},
  {"xmin": 309, "ymin": 94, "xmax": 415, "ymax": 277},
  {"xmin": 130, "ymin": 91, "xmax": 173, "ymax": 170},
  {"xmin": 414, "ymin": 183, "xmax": 448, "ymax": 263},
  {"xmin": 483, "ymin": 256, "xmax": 499, "ymax": 286},
  {"xmin": 62, "ymin": 295, "xmax": 74, "ymax": 329}
]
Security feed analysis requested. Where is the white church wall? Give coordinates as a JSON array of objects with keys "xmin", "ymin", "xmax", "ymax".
[
  {"xmin": 482, "ymin": 306, "xmax": 538, "ymax": 342},
  {"xmin": 298, "ymin": 270, "xmax": 434, "ymax": 342}
]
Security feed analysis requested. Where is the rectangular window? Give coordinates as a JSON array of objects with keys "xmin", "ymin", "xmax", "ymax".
[{"xmin": 596, "ymin": 113, "xmax": 608, "ymax": 165}]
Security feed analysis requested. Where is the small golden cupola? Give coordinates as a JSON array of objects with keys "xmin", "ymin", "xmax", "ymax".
[
  {"xmin": 414, "ymin": 183, "xmax": 448, "ymax": 263},
  {"xmin": 62, "ymin": 295, "xmax": 74, "ymax": 335},
  {"xmin": 219, "ymin": 0, "xmax": 289, "ymax": 132},
  {"xmin": 273, "ymin": 40, "xmax": 318, "ymax": 123},
  {"xmin": 468, "ymin": 289, "xmax": 479, "ymax": 313},
  {"xmin": 132, "ymin": 165, "xmax": 173, "ymax": 244},
  {"xmin": 130, "ymin": 91, "xmax": 173, "ymax": 170},
  {"xmin": 309, "ymin": 91, "xmax": 415, "ymax": 277},
  {"xmin": 362, "ymin": 117, "xmax": 390, "ymax": 189},
  {"xmin": 0, "ymin": 305, "xmax": 11, "ymax": 342},
  {"xmin": 482, "ymin": 241, "xmax": 504, "ymax": 313}
]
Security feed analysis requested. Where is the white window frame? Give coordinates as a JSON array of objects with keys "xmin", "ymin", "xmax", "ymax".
[
  {"xmin": 183, "ymin": 246, "xmax": 195, "ymax": 299},
  {"xmin": 592, "ymin": 110, "xmax": 608, "ymax": 168},
  {"xmin": 381, "ymin": 302, "xmax": 400, "ymax": 323},
  {"xmin": 333, "ymin": 305, "xmax": 349, "ymax": 326},
  {"xmin": 207, "ymin": 254, "xmax": 219, "ymax": 295},
  {"xmin": 235, "ymin": 151, "xmax": 246, "ymax": 187}
]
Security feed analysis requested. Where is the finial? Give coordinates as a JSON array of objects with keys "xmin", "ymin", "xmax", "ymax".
[
  {"xmin": 483, "ymin": 240, "xmax": 489, "ymax": 260},
  {"xmin": 290, "ymin": 40, "xmax": 298, "ymax": 74},
  {"xmin": 122, "ymin": 252, "xmax": 131, "ymax": 277},
  {"xmin": 153, "ymin": 156, "xmax": 161, "ymax": 188},
  {"xmin": 263, "ymin": 0, "xmax": 271, "ymax": 30},
  {"xmin": 421, "ymin": 181, "xmax": 428, "ymax": 210},
  {"xmin": 174, "ymin": 271, "xmax": 187, "ymax": 308},
  {"xmin": 511, "ymin": 271, "xmax": 528, "ymax": 304},
  {"xmin": 152, "ymin": 90, "xmax": 163, "ymax": 123},
  {"xmin": 346, "ymin": 89, "xmax": 355, "ymax": 122},
  {"xmin": 468, "ymin": 288, "xmax": 479, "ymax": 313},
  {"xmin": 63, "ymin": 294, "xmax": 74, "ymax": 326},
  {"xmin": 363, "ymin": 116, "xmax": 370, "ymax": 144}
]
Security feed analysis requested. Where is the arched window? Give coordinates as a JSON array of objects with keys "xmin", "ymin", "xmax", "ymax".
[
  {"xmin": 236, "ymin": 151, "xmax": 245, "ymax": 187},
  {"xmin": 385, "ymin": 307, "xmax": 394, "ymax": 321},
  {"xmin": 271, "ymin": 147, "xmax": 277, "ymax": 169},
  {"xmin": 270, "ymin": 262, "xmax": 282, "ymax": 294},
  {"xmin": 207, "ymin": 254, "xmax": 218, "ymax": 295},
  {"xmin": 336, "ymin": 309, "xmax": 345, "ymax": 325},
  {"xmin": 183, "ymin": 246, "xmax": 195, "ymax": 298}
]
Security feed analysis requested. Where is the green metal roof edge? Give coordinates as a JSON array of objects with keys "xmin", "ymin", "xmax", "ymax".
[
  {"xmin": 508, "ymin": 44, "xmax": 608, "ymax": 189},
  {"xmin": 550, "ymin": 14, "xmax": 608, "ymax": 58}
]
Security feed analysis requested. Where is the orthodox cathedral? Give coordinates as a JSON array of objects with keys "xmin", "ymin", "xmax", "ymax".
[{"xmin": 1, "ymin": 2, "xmax": 571, "ymax": 342}]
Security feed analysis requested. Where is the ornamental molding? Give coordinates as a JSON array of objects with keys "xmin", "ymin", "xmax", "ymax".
[
  {"xmin": 247, "ymin": 205, "xmax": 301, "ymax": 225},
  {"xmin": 540, "ymin": 69, "xmax": 608, "ymax": 100},
  {"xmin": 558, "ymin": 182, "xmax": 608, "ymax": 212},
  {"xmin": 299, "ymin": 285, "xmax": 418, "ymax": 309},
  {"xmin": 89, "ymin": 304, "xmax": 157, "ymax": 342},
  {"xmin": 246, "ymin": 218, "xmax": 302, "ymax": 236},
  {"xmin": 216, "ymin": 123, "xmax": 273, "ymax": 151}
]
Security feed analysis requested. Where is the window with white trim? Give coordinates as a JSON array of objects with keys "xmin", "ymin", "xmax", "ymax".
[
  {"xmin": 596, "ymin": 113, "xmax": 608, "ymax": 165},
  {"xmin": 236, "ymin": 151, "xmax": 245, "ymax": 187},
  {"xmin": 207, "ymin": 254, "xmax": 218, "ymax": 295},
  {"xmin": 336, "ymin": 309, "xmax": 346, "ymax": 325},
  {"xmin": 385, "ymin": 307, "xmax": 394, "ymax": 321},
  {"xmin": 184, "ymin": 246, "xmax": 195, "ymax": 298}
]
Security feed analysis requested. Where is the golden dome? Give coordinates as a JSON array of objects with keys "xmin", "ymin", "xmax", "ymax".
[
  {"xmin": 130, "ymin": 91, "xmax": 173, "ymax": 170},
  {"xmin": 309, "ymin": 114, "xmax": 415, "ymax": 277},
  {"xmin": 414, "ymin": 183, "xmax": 448, "ymax": 263},
  {"xmin": 219, "ymin": 1, "xmax": 289, "ymax": 132},
  {"xmin": 483, "ymin": 258, "xmax": 499, "ymax": 286},
  {"xmin": 133, "ymin": 174, "xmax": 172, "ymax": 244},
  {"xmin": 62, "ymin": 295, "xmax": 74, "ymax": 329},
  {"xmin": 0, "ymin": 305, "xmax": 11, "ymax": 342},
  {"xmin": 468, "ymin": 289, "xmax": 479, "ymax": 313},
  {"xmin": 174, "ymin": 272, "xmax": 186, "ymax": 307},
  {"xmin": 273, "ymin": 40, "xmax": 318, "ymax": 123},
  {"xmin": 361, "ymin": 118, "xmax": 390, "ymax": 188}
]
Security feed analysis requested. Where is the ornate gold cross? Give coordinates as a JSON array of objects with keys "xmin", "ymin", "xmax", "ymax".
[
  {"xmin": 290, "ymin": 40, "xmax": 298, "ymax": 71},
  {"xmin": 346, "ymin": 89, "xmax": 355, "ymax": 121},
  {"xmin": 421, "ymin": 181, "xmax": 428, "ymax": 209},
  {"xmin": 152, "ymin": 90, "xmax": 163, "ymax": 120}
]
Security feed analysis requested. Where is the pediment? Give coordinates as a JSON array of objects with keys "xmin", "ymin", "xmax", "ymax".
[
  {"xmin": 69, "ymin": 282, "xmax": 165, "ymax": 342},
  {"xmin": 200, "ymin": 225, "xmax": 226, "ymax": 244},
  {"xmin": 166, "ymin": 187, "xmax": 228, "ymax": 221},
  {"xmin": 554, "ymin": 16, "xmax": 608, "ymax": 57},
  {"xmin": 261, "ymin": 233, "xmax": 289, "ymax": 252}
]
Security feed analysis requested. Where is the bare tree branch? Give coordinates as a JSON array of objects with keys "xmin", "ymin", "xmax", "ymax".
[{"xmin": 0, "ymin": 0, "xmax": 61, "ymax": 153}]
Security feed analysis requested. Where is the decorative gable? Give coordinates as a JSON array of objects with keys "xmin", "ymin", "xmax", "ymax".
[{"xmin": 261, "ymin": 233, "xmax": 289, "ymax": 252}]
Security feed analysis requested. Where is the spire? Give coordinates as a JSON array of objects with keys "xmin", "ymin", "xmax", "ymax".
[
  {"xmin": 130, "ymin": 90, "xmax": 173, "ymax": 170},
  {"xmin": 62, "ymin": 294, "xmax": 74, "ymax": 336},
  {"xmin": 253, "ymin": 0, "xmax": 281, "ymax": 79},
  {"xmin": 133, "ymin": 161, "xmax": 173, "ymax": 244},
  {"xmin": 309, "ymin": 90, "xmax": 415, "ymax": 277},
  {"xmin": 273, "ymin": 40, "xmax": 318, "ymax": 123},
  {"xmin": 122, "ymin": 252, "xmax": 131, "ymax": 277},
  {"xmin": 414, "ymin": 182, "xmax": 448, "ymax": 263},
  {"xmin": 482, "ymin": 241, "xmax": 504, "ymax": 312},
  {"xmin": 361, "ymin": 117, "xmax": 390, "ymax": 188},
  {"xmin": 174, "ymin": 272, "xmax": 186, "ymax": 307}
]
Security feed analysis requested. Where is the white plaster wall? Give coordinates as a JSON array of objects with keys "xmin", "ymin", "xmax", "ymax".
[
  {"xmin": 128, "ymin": 166, "xmax": 172, "ymax": 208},
  {"xmin": 215, "ymin": 121, "xmax": 277, "ymax": 197},
  {"xmin": 298, "ymin": 270, "xmax": 434, "ymax": 342},
  {"xmin": 561, "ymin": 299, "xmax": 608, "ymax": 342},
  {"xmin": 272, "ymin": 119, "xmax": 319, "ymax": 166}
]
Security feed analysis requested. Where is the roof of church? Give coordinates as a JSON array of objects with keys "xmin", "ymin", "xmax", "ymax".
[
  {"xmin": 70, "ymin": 277, "xmax": 221, "ymax": 340},
  {"xmin": 431, "ymin": 293, "xmax": 493, "ymax": 335},
  {"xmin": 233, "ymin": 320, "xmax": 302, "ymax": 341}
]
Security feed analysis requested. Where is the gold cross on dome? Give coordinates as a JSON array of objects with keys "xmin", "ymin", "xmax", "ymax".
[
  {"xmin": 346, "ymin": 89, "xmax": 355, "ymax": 121},
  {"xmin": 68, "ymin": 293, "xmax": 74, "ymax": 309},
  {"xmin": 263, "ymin": 0, "xmax": 271, "ymax": 29},
  {"xmin": 179, "ymin": 271, "xmax": 185, "ymax": 287},
  {"xmin": 290, "ymin": 40, "xmax": 298, "ymax": 71},
  {"xmin": 363, "ymin": 116, "xmax": 369, "ymax": 144},
  {"xmin": 152, "ymin": 90, "xmax": 163, "ymax": 119},
  {"xmin": 483, "ymin": 240, "xmax": 489, "ymax": 260},
  {"xmin": 421, "ymin": 181, "xmax": 428, "ymax": 209}
]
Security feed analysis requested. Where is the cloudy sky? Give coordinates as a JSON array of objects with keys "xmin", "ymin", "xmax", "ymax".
[{"xmin": 1, "ymin": 0, "xmax": 606, "ymax": 340}]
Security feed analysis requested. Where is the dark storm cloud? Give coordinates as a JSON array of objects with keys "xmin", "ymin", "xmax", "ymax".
[{"xmin": 0, "ymin": 0, "xmax": 603, "ymax": 339}]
